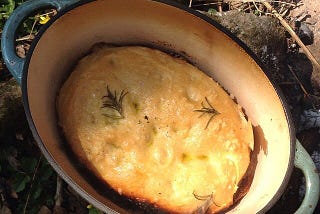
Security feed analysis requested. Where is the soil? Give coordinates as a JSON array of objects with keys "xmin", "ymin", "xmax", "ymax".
[
  {"xmin": 267, "ymin": 1, "xmax": 320, "ymax": 213},
  {"xmin": 291, "ymin": 0, "xmax": 320, "ymax": 63}
]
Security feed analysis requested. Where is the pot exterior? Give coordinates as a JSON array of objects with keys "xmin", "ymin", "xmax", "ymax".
[{"xmin": 21, "ymin": 0, "xmax": 295, "ymax": 213}]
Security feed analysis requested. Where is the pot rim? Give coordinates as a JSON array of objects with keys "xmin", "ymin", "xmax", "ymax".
[{"xmin": 21, "ymin": 0, "xmax": 296, "ymax": 213}]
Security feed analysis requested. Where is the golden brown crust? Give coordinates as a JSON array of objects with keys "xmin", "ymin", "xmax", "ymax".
[{"xmin": 57, "ymin": 46, "xmax": 253, "ymax": 213}]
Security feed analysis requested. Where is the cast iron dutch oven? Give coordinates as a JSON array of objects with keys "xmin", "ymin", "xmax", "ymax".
[{"xmin": 2, "ymin": 0, "xmax": 319, "ymax": 213}]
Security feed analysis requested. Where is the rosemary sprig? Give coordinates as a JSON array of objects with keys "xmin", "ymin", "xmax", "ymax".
[
  {"xmin": 101, "ymin": 86, "xmax": 128, "ymax": 119},
  {"xmin": 193, "ymin": 192, "xmax": 214, "ymax": 201},
  {"xmin": 192, "ymin": 192, "xmax": 221, "ymax": 214},
  {"xmin": 194, "ymin": 97, "xmax": 220, "ymax": 129}
]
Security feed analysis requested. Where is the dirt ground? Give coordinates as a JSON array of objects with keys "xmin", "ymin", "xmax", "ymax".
[
  {"xmin": 291, "ymin": 0, "xmax": 320, "ymax": 62},
  {"xmin": 290, "ymin": 0, "xmax": 320, "ymax": 94},
  {"xmin": 268, "ymin": 0, "xmax": 320, "ymax": 213}
]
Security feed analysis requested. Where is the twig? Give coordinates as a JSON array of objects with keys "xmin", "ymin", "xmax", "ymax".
[
  {"xmin": 54, "ymin": 176, "xmax": 63, "ymax": 207},
  {"xmin": 192, "ymin": 2, "xmax": 220, "ymax": 7},
  {"xmin": 296, "ymin": 12, "xmax": 311, "ymax": 23},
  {"xmin": 218, "ymin": 1, "xmax": 222, "ymax": 13},
  {"xmin": 229, "ymin": 2, "xmax": 243, "ymax": 10},
  {"xmin": 262, "ymin": 2, "xmax": 320, "ymax": 71},
  {"xmin": 278, "ymin": 81, "xmax": 297, "ymax": 85},
  {"xmin": 27, "ymin": 16, "xmax": 38, "ymax": 41},
  {"xmin": 271, "ymin": 1, "xmax": 303, "ymax": 8},
  {"xmin": 242, "ymin": 3, "xmax": 255, "ymax": 13},
  {"xmin": 192, "ymin": 193, "xmax": 213, "ymax": 214},
  {"xmin": 23, "ymin": 155, "xmax": 42, "ymax": 214},
  {"xmin": 15, "ymin": 15, "xmax": 36, "ymax": 42},
  {"xmin": 15, "ymin": 9, "xmax": 57, "ymax": 42},
  {"xmin": 16, "ymin": 35, "xmax": 35, "ymax": 42},
  {"xmin": 288, "ymin": 65, "xmax": 318, "ymax": 109},
  {"xmin": 280, "ymin": 8, "xmax": 289, "ymax": 17},
  {"xmin": 34, "ymin": 9, "xmax": 57, "ymax": 18},
  {"xmin": 287, "ymin": 65, "xmax": 310, "ymax": 96},
  {"xmin": 252, "ymin": 1, "xmax": 263, "ymax": 15}
]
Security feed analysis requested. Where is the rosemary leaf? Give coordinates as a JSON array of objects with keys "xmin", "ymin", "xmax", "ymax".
[
  {"xmin": 101, "ymin": 85, "xmax": 128, "ymax": 119},
  {"xmin": 192, "ymin": 192, "xmax": 221, "ymax": 214},
  {"xmin": 194, "ymin": 97, "xmax": 220, "ymax": 129}
]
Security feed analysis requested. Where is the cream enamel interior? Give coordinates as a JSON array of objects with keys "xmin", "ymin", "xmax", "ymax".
[{"xmin": 26, "ymin": 0, "xmax": 292, "ymax": 213}]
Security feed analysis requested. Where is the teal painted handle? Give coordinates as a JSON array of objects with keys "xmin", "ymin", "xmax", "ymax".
[
  {"xmin": 294, "ymin": 140, "xmax": 320, "ymax": 214},
  {"xmin": 1, "ymin": 0, "xmax": 80, "ymax": 85}
]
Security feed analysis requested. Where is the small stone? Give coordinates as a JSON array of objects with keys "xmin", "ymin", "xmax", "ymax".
[
  {"xmin": 53, "ymin": 205, "xmax": 68, "ymax": 214},
  {"xmin": 296, "ymin": 22, "xmax": 314, "ymax": 46},
  {"xmin": 208, "ymin": 10, "xmax": 288, "ymax": 82},
  {"xmin": 38, "ymin": 206, "xmax": 52, "ymax": 214},
  {"xmin": 0, "ymin": 205, "xmax": 12, "ymax": 214}
]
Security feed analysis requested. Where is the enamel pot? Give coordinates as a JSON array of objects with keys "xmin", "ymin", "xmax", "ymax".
[{"xmin": 2, "ymin": 0, "xmax": 319, "ymax": 213}]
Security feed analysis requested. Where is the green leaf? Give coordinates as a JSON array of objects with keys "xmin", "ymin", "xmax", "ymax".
[
  {"xmin": 7, "ymin": 0, "xmax": 15, "ymax": 11},
  {"xmin": 87, "ymin": 205, "xmax": 103, "ymax": 214},
  {"xmin": 21, "ymin": 157, "xmax": 37, "ymax": 173},
  {"xmin": 32, "ymin": 183, "xmax": 42, "ymax": 199},
  {"xmin": 254, "ymin": 10, "xmax": 260, "ymax": 16},
  {"xmin": 13, "ymin": 173, "xmax": 30, "ymax": 193},
  {"xmin": 39, "ymin": 162, "xmax": 54, "ymax": 181},
  {"xmin": 207, "ymin": 8, "xmax": 217, "ymax": 16},
  {"xmin": 28, "ymin": 206, "xmax": 40, "ymax": 214},
  {"xmin": 45, "ymin": 198, "xmax": 54, "ymax": 207},
  {"xmin": 0, "ymin": 0, "xmax": 14, "ymax": 16}
]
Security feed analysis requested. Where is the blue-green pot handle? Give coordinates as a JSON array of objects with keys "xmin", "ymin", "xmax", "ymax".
[
  {"xmin": 1, "ymin": 0, "xmax": 80, "ymax": 85},
  {"xmin": 294, "ymin": 140, "xmax": 320, "ymax": 214}
]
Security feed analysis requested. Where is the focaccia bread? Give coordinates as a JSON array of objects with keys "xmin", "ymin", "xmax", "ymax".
[{"xmin": 57, "ymin": 46, "xmax": 253, "ymax": 213}]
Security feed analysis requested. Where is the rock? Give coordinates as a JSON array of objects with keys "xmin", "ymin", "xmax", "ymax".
[
  {"xmin": 296, "ymin": 21, "xmax": 314, "ymax": 46},
  {"xmin": 53, "ymin": 206, "xmax": 67, "ymax": 214},
  {"xmin": 38, "ymin": 206, "xmax": 52, "ymax": 214},
  {"xmin": 208, "ymin": 10, "xmax": 288, "ymax": 83},
  {"xmin": 299, "ymin": 109, "xmax": 320, "ymax": 132},
  {"xmin": 0, "ymin": 205, "xmax": 12, "ymax": 214},
  {"xmin": 290, "ymin": 0, "xmax": 320, "ymax": 96}
]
